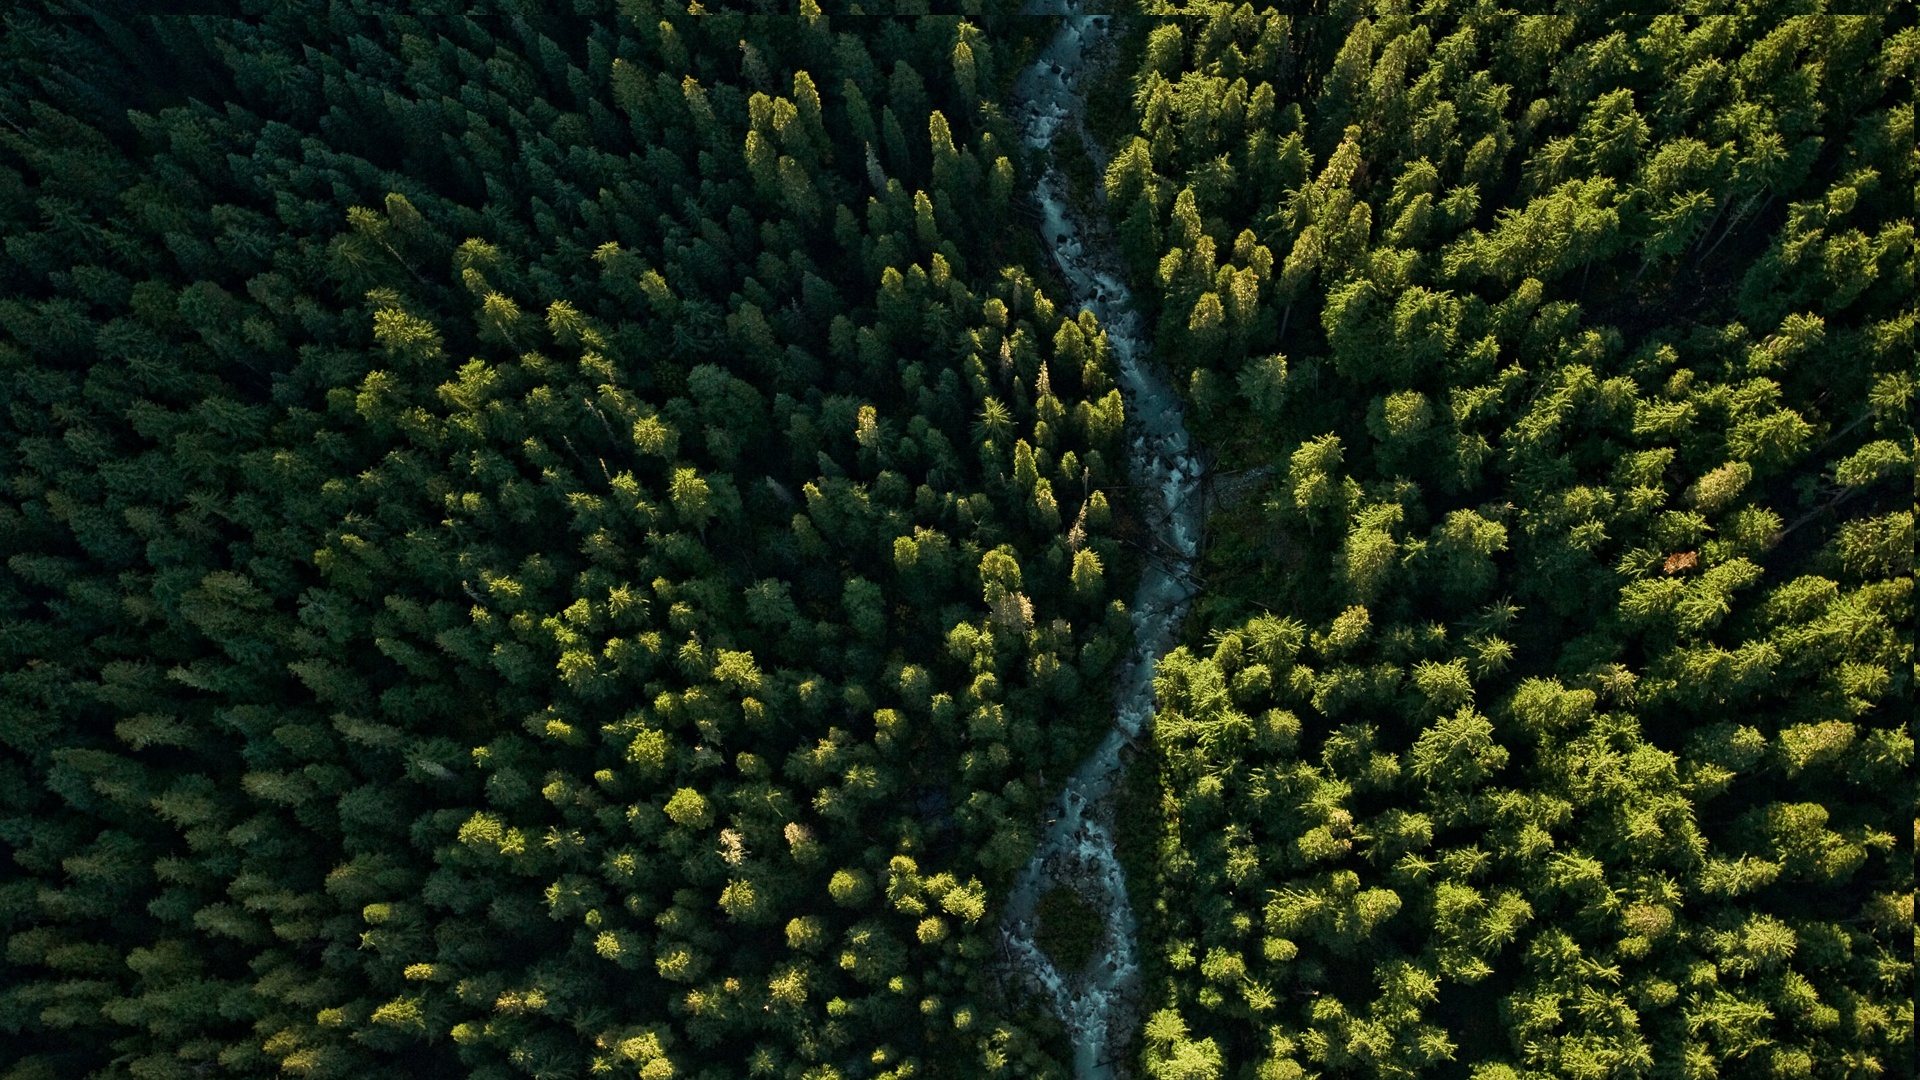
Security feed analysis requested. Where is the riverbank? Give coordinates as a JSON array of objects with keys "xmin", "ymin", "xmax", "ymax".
[{"xmin": 999, "ymin": 6, "xmax": 1210, "ymax": 1078}]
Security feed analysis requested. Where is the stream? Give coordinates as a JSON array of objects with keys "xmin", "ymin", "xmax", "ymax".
[{"xmin": 999, "ymin": 7, "xmax": 1208, "ymax": 1078}]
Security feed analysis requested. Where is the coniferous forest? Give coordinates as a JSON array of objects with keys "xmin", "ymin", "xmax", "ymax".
[{"xmin": 0, "ymin": 5, "xmax": 1910, "ymax": 1080}]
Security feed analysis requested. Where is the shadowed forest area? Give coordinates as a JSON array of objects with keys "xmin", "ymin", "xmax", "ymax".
[{"xmin": 0, "ymin": 3, "xmax": 1910, "ymax": 1080}]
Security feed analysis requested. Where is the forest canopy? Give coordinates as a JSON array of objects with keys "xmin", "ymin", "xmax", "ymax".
[
  {"xmin": 0, "ymin": 4, "xmax": 1911, "ymax": 1080},
  {"xmin": 1115, "ymin": 6, "xmax": 1913, "ymax": 1080}
]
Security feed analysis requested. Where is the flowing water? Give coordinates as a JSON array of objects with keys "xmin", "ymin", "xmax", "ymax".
[{"xmin": 1001, "ymin": 8, "xmax": 1207, "ymax": 1077}]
